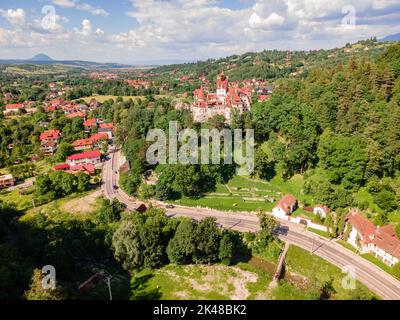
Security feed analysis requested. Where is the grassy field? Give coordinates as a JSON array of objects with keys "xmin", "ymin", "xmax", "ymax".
[
  {"xmin": 131, "ymin": 260, "xmax": 316, "ymax": 300},
  {"xmin": 130, "ymin": 244, "xmax": 378, "ymax": 301},
  {"xmin": 78, "ymin": 95, "xmax": 145, "ymax": 103},
  {"xmin": 20, "ymin": 189, "xmax": 102, "ymax": 223},
  {"xmin": 0, "ymin": 189, "xmax": 34, "ymax": 211},
  {"xmin": 285, "ymin": 245, "xmax": 378, "ymax": 300},
  {"xmin": 172, "ymin": 174, "xmax": 312, "ymax": 213},
  {"xmin": 307, "ymin": 227, "xmax": 330, "ymax": 239}
]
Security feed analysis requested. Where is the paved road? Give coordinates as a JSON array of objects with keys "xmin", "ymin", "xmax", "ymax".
[{"xmin": 102, "ymin": 148, "xmax": 400, "ymax": 300}]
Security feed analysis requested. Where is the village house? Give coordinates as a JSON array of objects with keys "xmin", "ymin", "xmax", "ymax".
[
  {"xmin": 345, "ymin": 209, "xmax": 400, "ymax": 266},
  {"xmin": 90, "ymin": 133, "xmax": 109, "ymax": 149},
  {"xmin": 98, "ymin": 123, "xmax": 115, "ymax": 139},
  {"xmin": 84, "ymin": 118, "xmax": 98, "ymax": 132},
  {"xmin": 272, "ymin": 194, "xmax": 298, "ymax": 219},
  {"xmin": 2, "ymin": 101, "xmax": 35, "ymax": 115},
  {"xmin": 67, "ymin": 150, "xmax": 102, "ymax": 167},
  {"xmin": 190, "ymin": 72, "xmax": 252, "ymax": 124},
  {"xmin": 3, "ymin": 103, "xmax": 24, "ymax": 115},
  {"xmin": 0, "ymin": 174, "xmax": 14, "ymax": 189},
  {"xmin": 72, "ymin": 139, "xmax": 94, "ymax": 151},
  {"xmin": 40, "ymin": 130, "xmax": 61, "ymax": 155},
  {"xmin": 54, "ymin": 163, "xmax": 96, "ymax": 176},
  {"xmin": 313, "ymin": 205, "xmax": 331, "ymax": 219}
]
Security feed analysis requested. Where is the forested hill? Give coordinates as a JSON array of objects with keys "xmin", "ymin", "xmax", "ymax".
[
  {"xmin": 147, "ymin": 38, "xmax": 394, "ymax": 82},
  {"xmin": 251, "ymin": 42, "xmax": 400, "ymax": 218}
]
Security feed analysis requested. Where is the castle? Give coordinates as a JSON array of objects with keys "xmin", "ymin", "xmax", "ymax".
[{"xmin": 191, "ymin": 72, "xmax": 252, "ymax": 123}]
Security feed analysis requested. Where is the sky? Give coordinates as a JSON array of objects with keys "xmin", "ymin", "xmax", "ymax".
[{"xmin": 0, "ymin": 0, "xmax": 399, "ymax": 64}]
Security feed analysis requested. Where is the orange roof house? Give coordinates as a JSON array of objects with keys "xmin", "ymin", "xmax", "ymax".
[{"xmin": 272, "ymin": 194, "xmax": 298, "ymax": 218}]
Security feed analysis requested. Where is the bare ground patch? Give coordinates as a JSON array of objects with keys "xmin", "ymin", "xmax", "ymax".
[
  {"xmin": 60, "ymin": 190, "xmax": 102, "ymax": 214},
  {"xmin": 164, "ymin": 265, "xmax": 258, "ymax": 300}
]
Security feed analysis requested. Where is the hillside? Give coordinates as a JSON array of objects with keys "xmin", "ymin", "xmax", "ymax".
[{"xmin": 147, "ymin": 39, "xmax": 393, "ymax": 82}]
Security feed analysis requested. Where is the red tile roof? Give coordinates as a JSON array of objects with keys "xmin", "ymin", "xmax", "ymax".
[
  {"xmin": 66, "ymin": 112, "xmax": 86, "ymax": 119},
  {"xmin": 6, "ymin": 103, "xmax": 24, "ymax": 110},
  {"xmin": 70, "ymin": 163, "xmax": 95, "ymax": 175},
  {"xmin": 72, "ymin": 139, "xmax": 93, "ymax": 148},
  {"xmin": 346, "ymin": 209, "xmax": 376, "ymax": 243},
  {"xmin": 276, "ymin": 194, "xmax": 297, "ymax": 214},
  {"xmin": 67, "ymin": 150, "xmax": 101, "ymax": 161},
  {"xmin": 54, "ymin": 163, "xmax": 70, "ymax": 171},
  {"xmin": 90, "ymin": 133, "xmax": 109, "ymax": 142},
  {"xmin": 99, "ymin": 123, "xmax": 114, "ymax": 130},
  {"xmin": 84, "ymin": 118, "xmax": 97, "ymax": 127},
  {"xmin": 372, "ymin": 225, "xmax": 400, "ymax": 260},
  {"xmin": 40, "ymin": 130, "xmax": 60, "ymax": 141}
]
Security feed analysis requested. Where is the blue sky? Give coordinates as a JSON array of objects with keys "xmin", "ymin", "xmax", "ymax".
[{"xmin": 0, "ymin": 0, "xmax": 399, "ymax": 64}]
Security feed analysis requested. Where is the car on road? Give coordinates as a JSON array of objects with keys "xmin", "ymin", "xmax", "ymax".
[
  {"xmin": 165, "ymin": 204, "xmax": 175, "ymax": 209},
  {"xmin": 113, "ymin": 185, "xmax": 119, "ymax": 190}
]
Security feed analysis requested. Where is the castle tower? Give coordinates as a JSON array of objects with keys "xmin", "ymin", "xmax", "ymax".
[{"xmin": 216, "ymin": 72, "xmax": 228, "ymax": 99}]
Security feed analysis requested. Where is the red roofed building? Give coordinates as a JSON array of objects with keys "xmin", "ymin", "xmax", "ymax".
[
  {"xmin": 69, "ymin": 163, "xmax": 96, "ymax": 176},
  {"xmin": 191, "ymin": 72, "xmax": 251, "ymax": 124},
  {"xmin": 84, "ymin": 118, "xmax": 98, "ymax": 130},
  {"xmin": 72, "ymin": 139, "xmax": 94, "ymax": 151},
  {"xmin": 4, "ymin": 103, "xmax": 24, "ymax": 115},
  {"xmin": 90, "ymin": 133, "xmax": 109, "ymax": 148},
  {"xmin": 66, "ymin": 111, "xmax": 86, "ymax": 119},
  {"xmin": 370, "ymin": 225, "xmax": 400, "ymax": 266},
  {"xmin": 258, "ymin": 95, "xmax": 269, "ymax": 102},
  {"xmin": 40, "ymin": 130, "xmax": 61, "ymax": 155},
  {"xmin": 345, "ymin": 209, "xmax": 376, "ymax": 253},
  {"xmin": 345, "ymin": 209, "xmax": 400, "ymax": 266},
  {"xmin": 67, "ymin": 150, "xmax": 102, "ymax": 167},
  {"xmin": 54, "ymin": 163, "xmax": 70, "ymax": 171},
  {"xmin": 272, "ymin": 194, "xmax": 298, "ymax": 218},
  {"xmin": 98, "ymin": 123, "xmax": 115, "ymax": 139},
  {"xmin": 313, "ymin": 205, "xmax": 330, "ymax": 219},
  {"xmin": 54, "ymin": 163, "xmax": 96, "ymax": 176},
  {"xmin": 180, "ymin": 75, "xmax": 190, "ymax": 82}
]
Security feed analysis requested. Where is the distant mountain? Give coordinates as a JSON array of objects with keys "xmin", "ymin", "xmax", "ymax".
[
  {"xmin": 0, "ymin": 54, "xmax": 134, "ymax": 69},
  {"xmin": 380, "ymin": 33, "xmax": 400, "ymax": 42},
  {"xmin": 30, "ymin": 54, "xmax": 54, "ymax": 62}
]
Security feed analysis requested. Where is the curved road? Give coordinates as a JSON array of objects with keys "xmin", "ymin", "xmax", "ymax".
[{"xmin": 102, "ymin": 147, "xmax": 400, "ymax": 300}]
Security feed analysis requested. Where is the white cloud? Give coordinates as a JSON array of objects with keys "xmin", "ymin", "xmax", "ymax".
[
  {"xmin": 0, "ymin": 0, "xmax": 400, "ymax": 62},
  {"xmin": 50, "ymin": 0, "xmax": 109, "ymax": 17},
  {"xmin": 0, "ymin": 8, "xmax": 26, "ymax": 27},
  {"xmin": 51, "ymin": 0, "xmax": 76, "ymax": 8},
  {"xmin": 76, "ymin": 4, "xmax": 109, "ymax": 17}
]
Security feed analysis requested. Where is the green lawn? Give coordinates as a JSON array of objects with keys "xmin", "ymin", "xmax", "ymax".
[
  {"xmin": 172, "ymin": 174, "xmax": 311, "ymax": 213},
  {"xmin": 337, "ymin": 240, "xmax": 359, "ymax": 253},
  {"xmin": 0, "ymin": 189, "xmax": 34, "ymax": 211},
  {"xmin": 20, "ymin": 190, "xmax": 101, "ymax": 223},
  {"xmin": 307, "ymin": 227, "xmax": 330, "ymax": 239},
  {"xmin": 285, "ymin": 245, "xmax": 378, "ymax": 300}
]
